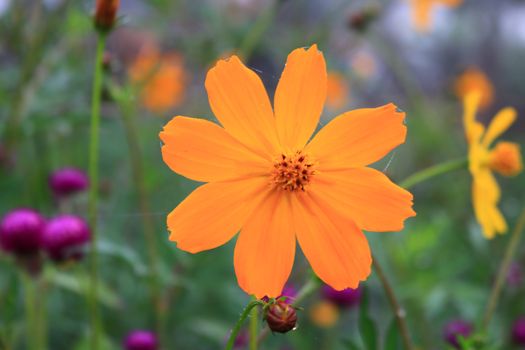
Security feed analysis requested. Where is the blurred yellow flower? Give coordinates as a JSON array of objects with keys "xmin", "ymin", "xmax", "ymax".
[
  {"xmin": 128, "ymin": 46, "xmax": 187, "ymax": 114},
  {"xmin": 309, "ymin": 301, "xmax": 339, "ymax": 328},
  {"xmin": 326, "ymin": 71, "xmax": 350, "ymax": 110},
  {"xmin": 455, "ymin": 67, "xmax": 494, "ymax": 110},
  {"xmin": 463, "ymin": 92, "xmax": 523, "ymax": 239},
  {"xmin": 410, "ymin": 0, "xmax": 463, "ymax": 32}
]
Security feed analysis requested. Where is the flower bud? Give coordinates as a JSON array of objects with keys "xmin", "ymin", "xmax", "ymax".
[
  {"xmin": 42, "ymin": 215, "xmax": 90, "ymax": 262},
  {"xmin": 0, "ymin": 209, "xmax": 45, "ymax": 256},
  {"xmin": 49, "ymin": 167, "xmax": 89, "ymax": 198},
  {"xmin": 265, "ymin": 300, "xmax": 297, "ymax": 333},
  {"xmin": 321, "ymin": 285, "xmax": 361, "ymax": 308},
  {"xmin": 443, "ymin": 320, "xmax": 472, "ymax": 348},
  {"xmin": 94, "ymin": 0, "xmax": 120, "ymax": 33},
  {"xmin": 347, "ymin": 6, "xmax": 380, "ymax": 33},
  {"xmin": 124, "ymin": 330, "xmax": 158, "ymax": 350},
  {"xmin": 512, "ymin": 317, "xmax": 525, "ymax": 346}
]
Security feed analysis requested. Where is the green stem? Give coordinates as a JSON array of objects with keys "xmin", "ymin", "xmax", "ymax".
[
  {"xmin": 22, "ymin": 273, "xmax": 38, "ymax": 350},
  {"xmin": 249, "ymin": 301, "xmax": 258, "ymax": 350},
  {"xmin": 293, "ymin": 275, "xmax": 321, "ymax": 306},
  {"xmin": 239, "ymin": 0, "xmax": 278, "ymax": 60},
  {"xmin": 372, "ymin": 258, "xmax": 415, "ymax": 350},
  {"xmin": 481, "ymin": 207, "xmax": 525, "ymax": 331},
  {"xmin": 87, "ymin": 33, "xmax": 106, "ymax": 350},
  {"xmin": 399, "ymin": 158, "xmax": 468, "ymax": 190},
  {"xmin": 225, "ymin": 300, "xmax": 263, "ymax": 350},
  {"xmin": 117, "ymin": 89, "xmax": 163, "ymax": 344}
]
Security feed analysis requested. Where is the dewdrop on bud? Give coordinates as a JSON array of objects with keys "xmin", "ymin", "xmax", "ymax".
[
  {"xmin": 94, "ymin": 0, "xmax": 120, "ymax": 32},
  {"xmin": 265, "ymin": 300, "xmax": 297, "ymax": 333}
]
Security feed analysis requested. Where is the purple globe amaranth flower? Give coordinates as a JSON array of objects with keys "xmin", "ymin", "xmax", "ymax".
[
  {"xmin": 49, "ymin": 167, "xmax": 89, "ymax": 197},
  {"xmin": 0, "ymin": 209, "xmax": 45, "ymax": 256},
  {"xmin": 124, "ymin": 330, "xmax": 158, "ymax": 350},
  {"xmin": 233, "ymin": 329, "xmax": 248, "ymax": 348},
  {"xmin": 443, "ymin": 320, "xmax": 472, "ymax": 348},
  {"xmin": 321, "ymin": 284, "xmax": 361, "ymax": 308},
  {"xmin": 42, "ymin": 215, "xmax": 90, "ymax": 262},
  {"xmin": 280, "ymin": 284, "xmax": 297, "ymax": 304},
  {"xmin": 512, "ymin": 317, "xmax": 525, "ymax": 345}
]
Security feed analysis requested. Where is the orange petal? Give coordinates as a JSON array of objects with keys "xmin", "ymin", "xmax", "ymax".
[
  {"xmin": 167, "ymin": 177, "xmax": 271, "ymax": 253},
  {"xmin": 306, "ymin": 104, "xmax": 406, "ymax": 169},
  {"xmin": 160, "ymin": 116, "xmax": 270, "ymax": 182},
  {"xmin": 234, "ymin": 191, "xmax": 296, "ymax": 298},
  {"xmin": 291, "ymin": 192, "xmax": 372, "ymax": 290},
  {"xmin": 311, "ymin": 167, "xmax": 416, "ymax": 232},
  {"xmin": 274, "ymin": 45, "xmax": 327, "ymax": 150},
  {"xmin": 205, "ymin": 56, "xmax": 280, "ymax": 158}
]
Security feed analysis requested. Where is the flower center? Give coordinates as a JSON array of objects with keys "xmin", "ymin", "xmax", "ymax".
[{"xmin": 271, "ymin": 151, "xmax": 315, "ymax": 192}]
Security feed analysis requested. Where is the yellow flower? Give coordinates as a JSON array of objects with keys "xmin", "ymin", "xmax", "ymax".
[
  {"xmin": 410, "ymin": 0, "xmax": 463, "ymax": 32},
  {"xmin": 455, "ymin": 67, "xmax": 494, "ymax": 110},
  {"xmin": 464, "ymin": 92, "xmax": 523, "ymax": 239}
]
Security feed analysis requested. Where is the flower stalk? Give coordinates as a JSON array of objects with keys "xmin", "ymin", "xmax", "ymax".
[
  {"xmin": 400, "ymin": 157, "xmax": 468, "ymax": 190},
  {"xmin": 372, "ymin": 258, "xmax": 415, "ymax": 350},
  {"xmin": 249, "ymin": 300, "xmax": 258, "ymax": 350},
  {"xmin": 482, "ymin": 207, "xmax": 525, "ymax": 331},
  {"xmin": 225, "ymin": 300, "xmax": 264, "ymax": 350},
  {"xmin": 112, "ymin": 84, "xmax": 164, "ymax": 344},
  {"xmin": 22, "ymin": 272, "xmax": 40, "ymax": 350},
  {"xmin": 87, "ymin": 32, "xmax": 107, "ymax": 350}
]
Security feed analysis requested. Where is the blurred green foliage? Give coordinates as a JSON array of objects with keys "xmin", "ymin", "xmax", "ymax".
[{"xmin": 0, "ymin": 0, "xmax": 524, "ymax": 349}]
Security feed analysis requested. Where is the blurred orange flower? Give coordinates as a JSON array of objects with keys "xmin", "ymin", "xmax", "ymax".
[
  {"xmin": 410, "ymin": 0, "xmax": 463, "ymax": 32},
  {"xmin": 463, "ymin": 92, "xmax": 523, "ymax": 239},
  {"xmin": 326, "ymin": 71, "xmax": 350, "ymax": 110},
  {"xmin": 159, "ymin": 45, "xmax": 415, "ymax": 298},
  {"xmin": 455, "ymin": 67, "xmax": 494, "ymax": 110},
  {"xmin": 128, "ymin": 47, "xmax": 187, "ymax": 114},
  {"xmin": 309, "ymin": 301, "xmax": 339, "ymax": 328}
]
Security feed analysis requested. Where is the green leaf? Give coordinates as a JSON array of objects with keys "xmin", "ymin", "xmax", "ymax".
[
  {"xmin": 73, "ymin": 331, "xmax": 117, "ymax": 350},
  {"xmin": 359, "ymin": 287, "xmax": 378, "ymax": 350},
  {"xmin": 342, "ymin": 339, "xmax": 363, "ymax": 350},
  {"xmin": 384, "ymin": 317, "xmax": 401, "ymax": 350},
  {"xmin": 45, "ymin": 268, "xmax": 121, "ymax": 308}
]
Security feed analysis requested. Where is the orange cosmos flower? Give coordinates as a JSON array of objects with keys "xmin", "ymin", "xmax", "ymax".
[
  {"xmin": 455, "ymin": 67, "xmax": 494, "ymax": 110},
  {"xmin": 159, "ymin": 45, "xmax": 415, "ymax": 298},
  {"xmin": 128, "ymin": 46, "xmax": 187, "ymax": 113},
  {"xmin": 464, "ymin": 92, "xmax": 523, "ymax": 239},
  {"xmin": 410, "ymin": 0, "xmax": 462, "ymax": 32},
  {"xmin": 326, "ymin": 71, "xmax": 350, "ymax": 110}
]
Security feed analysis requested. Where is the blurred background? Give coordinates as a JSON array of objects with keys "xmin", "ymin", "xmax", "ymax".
[{"xmin": 0, "ymin": 0, "xmax": 524, "ymax": 349}]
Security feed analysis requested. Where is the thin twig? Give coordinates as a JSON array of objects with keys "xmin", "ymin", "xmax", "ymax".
[
  {"xmin": 482, "ymin": 207, "xmax": 525, "ymax": 331},
  {"xmin": 372, "ymin": 257, "xmax": 415, "ymax": 350}
]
